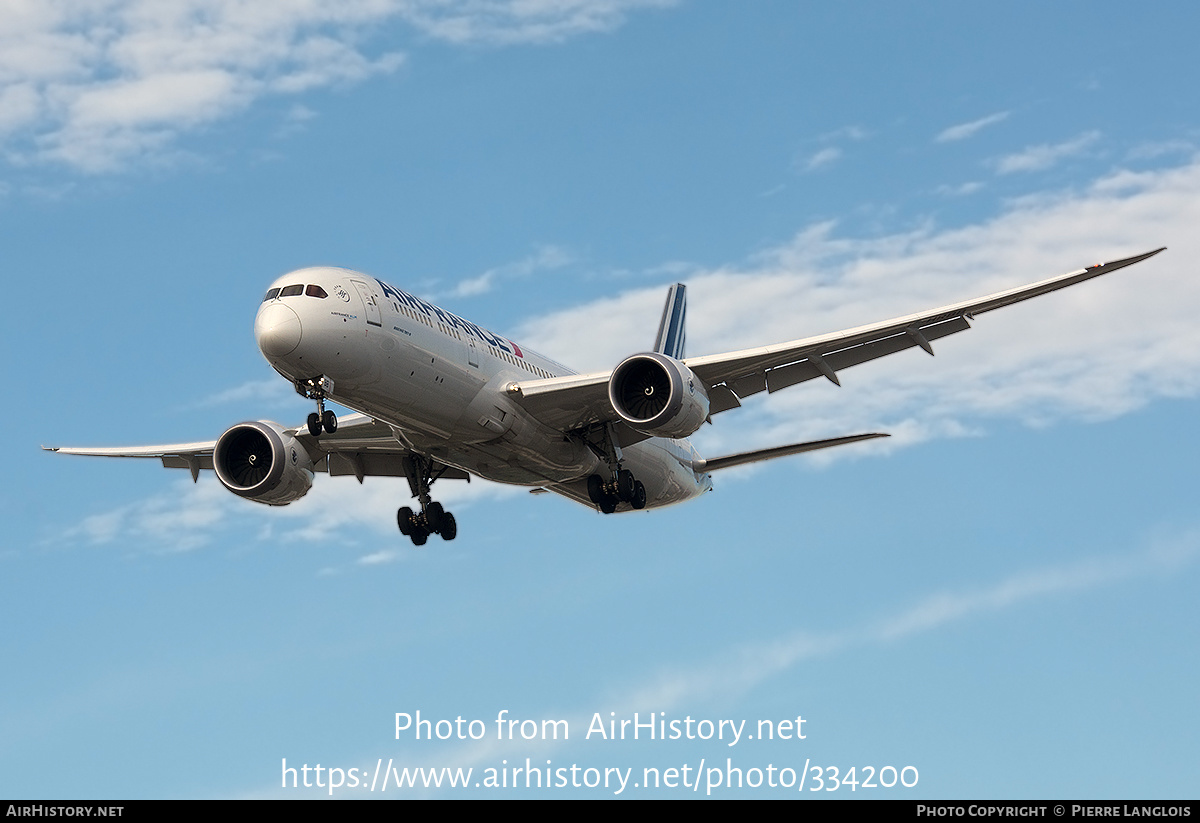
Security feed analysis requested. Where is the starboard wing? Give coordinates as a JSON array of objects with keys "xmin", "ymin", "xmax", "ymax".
[{"xmin": 506, "ymin": 249, "xmax": 1166, "ymax": 430}]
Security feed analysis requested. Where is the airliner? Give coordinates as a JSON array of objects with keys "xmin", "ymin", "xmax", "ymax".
[{"xmin": 48, "ymin": 248, "xmax": 1165, "ymax": 544}]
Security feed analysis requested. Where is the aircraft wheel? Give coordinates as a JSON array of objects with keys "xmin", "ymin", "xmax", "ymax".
[
  {"xmin": 307, "ymin": 413, "xmax": 322, "ymax": 438},
  {"xmin": 616, "ymin": 469, "xmax": 636, "ymax": 502},
  {"xmin": 322, "ymin": 410, "xmax": 338, "ymax": 433},
  {"xmin": 425, "ymin": 502, "xmax": 445, "ymax": 533},
  {"xmin": 440, "ymin": 513, "xmax": 457, "ymax": 541},
  {"xmin": 411, "ymin": 529, "xmax": 428, "ymax": 546},
  {"xmin": 397, "ymin": 506, "xmax": 414, "ymax": 535},
  {"xmin": 587, "ymin": 474, "xmax": 605, "ymax": 504},
  {"xmin": 631, "ymin": 480, "xmax": 647, "ymax": 510},
  {"xmin": 599, "ymin": 496, "xmax": 617, "ymax": 515}
]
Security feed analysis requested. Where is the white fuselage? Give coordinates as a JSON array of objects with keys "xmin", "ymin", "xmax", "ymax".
[{"xmin": 252, "ymin": 267, "xmax": 712, "ymax": 510}]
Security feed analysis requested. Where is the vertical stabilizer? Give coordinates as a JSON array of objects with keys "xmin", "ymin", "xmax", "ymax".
[{"xmin": 653, "ymin": 283, "xmax": 687, "ymax": 360}]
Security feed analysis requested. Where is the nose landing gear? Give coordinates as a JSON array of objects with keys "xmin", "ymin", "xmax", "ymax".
[
  {"xmin": 296, "ymin": 376, "xmax": 337, "ymax": 437},
  {"xmin": 306, "ymin": 409, "xmax": 338, "ymax": 437}
]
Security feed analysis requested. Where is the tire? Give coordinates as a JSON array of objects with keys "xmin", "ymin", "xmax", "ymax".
[
  {"xmin": 587, "ymin": 474, "xmax": 605, "ymax": 505},
  {"xmin": 617, "ymin": 469, "xmax": 635, "ymax": 502},
  {"xmin": 397, "ymin": 506, "xmax": 414, "ymax": 535},
  {"xmin": 631, "ymin": 480, "xmax": 647, "ymax": 510},
  {"xmin": 425, "ymin": 501, "xmax": 444, "ymax": 533},
  {"xmin": 322, "ymin": 409, "xmax": 338, "ymax": 433},
  {"xmin": 411, "ymin": 530, "xmax": 428, "ymax": 546},
  {"xmin": 439, "ymin": 512, "xmax": 457, "ymax": 541},
  {"xmin": 599, "ymin": 495, "xmax": 617, "ymax": 514},
  {"xmin": 307, "ymin": 412, "xmax": 322, "ymax": 438}
]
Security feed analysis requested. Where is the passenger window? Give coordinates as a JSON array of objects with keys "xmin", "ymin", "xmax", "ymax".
[
  {"xmin": 262, "ymin": 288, "xmax": 281, "ymax": 302},
  {"xmin": 306, "ymin": 285, "xmax": 329, "ymax": 298},
  {"xmin": 280, "ymin": 284, "xmax": 303, "ymax": 297}
]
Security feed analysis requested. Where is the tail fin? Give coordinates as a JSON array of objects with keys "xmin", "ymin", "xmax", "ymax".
[{"xmin": 653, "ymin": 283, "xmax": 687, "ymax": 360}]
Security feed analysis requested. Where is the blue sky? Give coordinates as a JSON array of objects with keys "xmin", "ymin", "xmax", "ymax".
[{"xmin": 5, "ymin": 1, "xmax": 1199, "ymax": 798}]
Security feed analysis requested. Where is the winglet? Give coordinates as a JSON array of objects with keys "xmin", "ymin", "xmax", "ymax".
[
  {"xmin": 1088, "ymin": 246, "xmax": 1166, "ymax": 272},
  {"xmin": 653, "ymin": 283, "xmax": 687, "ymax": 360}
]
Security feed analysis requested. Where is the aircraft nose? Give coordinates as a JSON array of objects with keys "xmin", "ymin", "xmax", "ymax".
[{"xmin": 255, "ymin": 303, "xmax": 302, "ymax": 357}]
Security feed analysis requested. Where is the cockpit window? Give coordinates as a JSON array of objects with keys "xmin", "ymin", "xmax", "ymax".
[
  {"xmin": 279, "ymin": 284, "xmax": 304, "ymax": 297},
  {"xmin": 306, "ymin": 284, "xmax": 328, "ymax": 298},
  {"xmin": 262, "ymin": 288, "xmax": 281, "ymax": 302}
]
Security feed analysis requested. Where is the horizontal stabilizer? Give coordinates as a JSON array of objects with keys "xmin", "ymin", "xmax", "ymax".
[{"xmin": 696, "ymin": 432, "xmax": 889, "ymax": 473}]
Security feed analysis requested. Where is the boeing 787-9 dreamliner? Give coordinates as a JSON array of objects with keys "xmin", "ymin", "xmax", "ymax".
[{"xmin": 47, "ymin": 248, "xmax": 1165, "ymax": 544}]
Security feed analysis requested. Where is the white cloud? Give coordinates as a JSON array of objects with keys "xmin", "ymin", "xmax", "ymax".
[
  {"xmin": 398, "ymin": 0, "xmax": 677, "ymax": 45},
  {"xmin": 936, "ymin": 110, "xmax": 1009, "ymax": 143},
  {"xmin": 620, "ymin": 528, "xmax": 1200, "ymax": 715},
  {"xmin": 800, "ymin": 146, "xmax": 841, "ymax": 172},
  {"xmin": 450, "ymin": 244, "xmax": 573, "ymax": 298},
  {"xmin": 994, "ymin": 130, "xmax": 1100, "ymax": 174},
  {"xmin": 275, "ymin": 103, "xmax": 318, "ymax": 137},
  {"xmin": 1127, "ymin": 139, "xmax": 1196, "ymax": 160},
  {"xmin": 184, "ymin": 378, "xmax": 295, "ymax": 409},
  {"xmin": 0, "ymin": 0, "xmax": 669, "ymax": 173},
  {"xmin": 56, "ymin": 462, "xmax": 523, "ymax": 556},
  {"xmin": 935, "ymin": 180, "xmax": 984, "ymax": 197},
  {"xmin": 794, "ymin": 126, "xmax": 867, "ymax": 174},
  {"xmin": 60, "ymin": 475, "xmax": 242, "ymax": 553},
  {"xmin": 357, "ymin": 548, "xmax": 402, "ymax": 565},
  {"xmin": 1, "ymin": 1, "xmax": 407, "ymax": 172},
  {"xmin": 820, "ymin": 125, "xmax": 868, "ymax": 142}
]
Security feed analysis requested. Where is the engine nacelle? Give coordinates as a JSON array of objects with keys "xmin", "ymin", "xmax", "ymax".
[
  {"xmin": 608, "ymin": 352, "xmax": 709, "ymax": 438},
  {"xmin": 213, "ymin": 421, "xmax": 315, "ymax": 506}
]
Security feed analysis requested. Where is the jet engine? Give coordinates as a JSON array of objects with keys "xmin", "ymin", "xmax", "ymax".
[
  {"xmin": 213, "ymin": 421, "xmax": 315, "ymax": 506},
  {"xmin": 608, "ymin": 352, "xmax": 709, "ymax": 439}
]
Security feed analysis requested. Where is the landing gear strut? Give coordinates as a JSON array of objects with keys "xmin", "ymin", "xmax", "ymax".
[
  {"xmin": 297, "ymin": 376, "xmax": 337, "ymax": 437},
  {"xmin": 397, "ymin": 454, "xmax": 457, "ymax": 545},
  {"xmin": 580, "ymin": 423, "xmax": 647, "ymax": 514}
]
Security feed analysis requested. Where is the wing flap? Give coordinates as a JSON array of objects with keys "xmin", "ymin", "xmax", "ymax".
[
  {"xmin": 707, "ymin": 384, "xmax": 741, "ymax": 414},
  {"xmin": 328, "ymin": 452, "xmax": 470, "ymax": 481},
  {"xmin": 161, "ymin": 454, "xmax": 215, "ymax": 471}
]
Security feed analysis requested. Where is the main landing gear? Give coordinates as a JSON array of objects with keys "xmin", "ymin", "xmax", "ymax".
[
  {"xmin": 579, "ymin": 422, "xmax": 647, "ymax": 514},
  {"xmin": 296, "ymin": 376, "xmax": 337, "ymax": 437},
  {"xmin": 586, "ymin": 469, "xmax": 647, "ymax": 514},
  {"xmin": 397, "ymin": 454, "xmax": 457, "ymax": 545}
]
